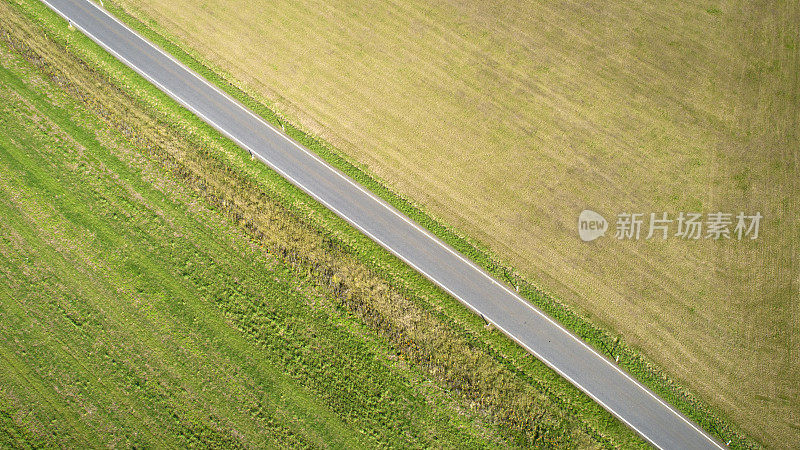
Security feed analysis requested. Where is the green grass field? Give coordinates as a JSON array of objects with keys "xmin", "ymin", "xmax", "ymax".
[
  {"xmin": 103, "ymin": 0, "xmax": 798, "ymax": 445},
  {"xmin": 0, "ymin": 0, "xmax": 656, "ymax": 446}
]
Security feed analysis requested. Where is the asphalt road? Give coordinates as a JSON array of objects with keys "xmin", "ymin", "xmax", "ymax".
[{"xmin": 39, "ymin": 1, "xmax": 726, "ymax": 448}]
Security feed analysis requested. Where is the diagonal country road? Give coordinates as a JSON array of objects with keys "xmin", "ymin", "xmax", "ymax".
[{"xmin": 39, "ymin": 0, "xmax": 725, "ymax": 447}]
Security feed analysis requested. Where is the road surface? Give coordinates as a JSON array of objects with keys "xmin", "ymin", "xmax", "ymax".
[{"xmin": 39, "ymin": 1, "xmax": 725, "ymax": 448}]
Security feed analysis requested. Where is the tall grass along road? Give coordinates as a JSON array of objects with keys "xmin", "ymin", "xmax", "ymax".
[{"xmin": 39, "ymin": 0, "xmax": 724, "ymax": 448}]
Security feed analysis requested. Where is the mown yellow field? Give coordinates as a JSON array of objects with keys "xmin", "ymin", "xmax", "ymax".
[{"xmin": 110, "ymin": 0, "xmax": 799, "ymax": 445}]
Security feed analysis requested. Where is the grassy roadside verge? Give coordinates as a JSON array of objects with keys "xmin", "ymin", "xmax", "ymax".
[{"xmin": 19, "ymin": 0, "xmax": 756, "ymax": 446}]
